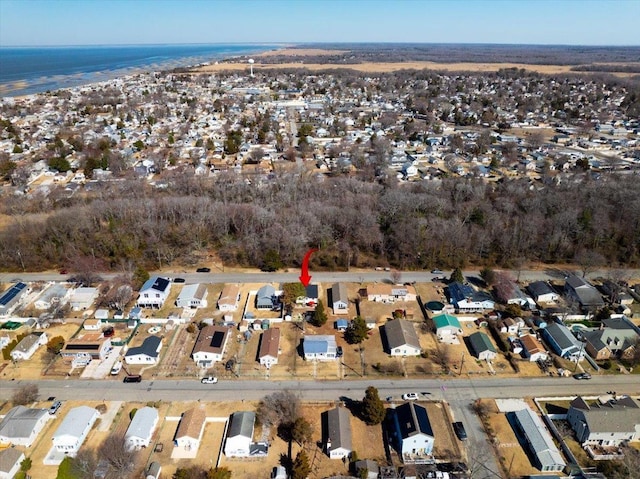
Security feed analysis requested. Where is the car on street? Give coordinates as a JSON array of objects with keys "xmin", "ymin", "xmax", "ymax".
[
  {"xmin": 196, "ymin": 267, "xmax": 211, "ymax": 273},
  {"xmin": 123, "ymin": 375, "xmax": 142, "ymax": 383},
  {"xmin": 431, "ymin": 269, "xmax": 444, "ymax": 274},
  {"xmin": 573, "ymin": 372, "xmax": 591, "ymax": 380},
  {"xmin": 59, "ymin": 269, "xmax": 69, "ymax": 275},
  {"xmin": 201, "ymin": 376, "xmax": 218, "ymax": 384},
  {"xmin": 402, "ymin": 392, "xmax": 419, "ymax": 401},
  {"xmin": 453, "ymin": 421, "xmax": 467, "ymax": 440},
  {"xmin": 49, "ymin": 401, "xmax": 62, "ymax": 415},
  {"xmin": 173, "ymin": 277, "xmax": 186, "ymax": 283}
]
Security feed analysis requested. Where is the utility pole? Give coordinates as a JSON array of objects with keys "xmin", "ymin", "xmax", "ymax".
[{"xmin": 459, "ymin": 352, "xmax": 465, "ymax": 376}]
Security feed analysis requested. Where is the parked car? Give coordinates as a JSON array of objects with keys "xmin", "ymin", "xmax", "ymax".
[
  {"xmin": 103, "ymin": 327, "xmax": 115, "ymax": 338},
  {"xmin": 402, "ymin": 392, "xmax": 419, "ymax": 401},
  {"xmin": 49, "ymin": 401, "xmax": 62, "ymax": 415},
  {"xmin": 123, "ymin": 375, "xmax": 142, "ymax": 383},
  {"xmin": 173, "ymin": 277, "xmax": 186, "ymax": 283},
  {"xmin": 431, "ymin": 269, "xmax": 444, "ymax": 274},
  {"xmin": 110, "ymin": 361, "xmax": 122, "ymax": 375},
  {"xmin": 196, "ymin": 267, "xmax": 211, "ymax": 273},
  {"xmin": 573, "ymin": 372, "xmax": 591, "ymax": 380},
  {"xmin": 225, "ymin": 358, "xmax": 236, "ymax": 371},
  {"xmin": 336, "ymin": 346, "xmax": 343, "ymax": 358},
  {"xmin": 201, "ymin": 376, "xmax": 218, "ymax": 384},
  {"xmin": 453, "ymin": 421, "xmax": 467, "ymax": 440}
]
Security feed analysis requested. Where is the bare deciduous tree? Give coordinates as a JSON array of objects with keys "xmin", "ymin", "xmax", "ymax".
[
  {"xmin": 12, "ymin": 384, "xmax": 38, "ymax": 405},
  {"xmin": 256, "ymin": 390, "xmax": 300, "ymax": 428}
]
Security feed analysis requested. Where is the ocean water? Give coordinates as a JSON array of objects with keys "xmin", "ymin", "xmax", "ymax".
[{"xmin": 0, "ymin": 44, "xmax": 274, "ymax": 97}]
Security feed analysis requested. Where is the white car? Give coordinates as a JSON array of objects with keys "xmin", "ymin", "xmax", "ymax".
[
  {"xmin": 110, "ymin": 361, "xmax": 122, "ymax": 375},
  {"xmin": 201, "ymin": 376, "xmax": 218, "ymax": 384},
  {"xmin": 402, "ymin": 392, "xmax": 419, "ymax": 401}
]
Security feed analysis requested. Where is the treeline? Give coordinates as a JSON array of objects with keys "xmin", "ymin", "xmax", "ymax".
[
  {"xmin": 1, "ymin": 172, "xmax": 639, "ymax": 272},
  {"xmin": 572, "ymin": 64, "xmax": 640, "ymax": 73}
]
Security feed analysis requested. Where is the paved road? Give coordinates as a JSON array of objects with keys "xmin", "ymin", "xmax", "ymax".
[{"xmin": 3, "ymin": 268, "xmax": 639, "ymax": 285}]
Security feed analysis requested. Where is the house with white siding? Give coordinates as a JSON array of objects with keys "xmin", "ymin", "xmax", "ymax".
[
  {"xmin": 52, "ymin": 406, "xmax": 100, "ymax": 455},
  {"xmin": 175, "ymin": 284, "xmax": 208, "ymax": 309},
  {"xmin": 125, "ymin": 407, "xmax": 159, "ymax": 451},
  {"xmin": 10, "ymin": 332, "xmax": 47, "ymax": 361},
  {"xmin": 0, "ymin": 406, "xmax": 50, "ymax": 447}
]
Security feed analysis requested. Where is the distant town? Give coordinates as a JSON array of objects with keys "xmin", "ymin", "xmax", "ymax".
[{"xmin": 1, "ymin": 49, "xmax": 640, "ymax": 479}]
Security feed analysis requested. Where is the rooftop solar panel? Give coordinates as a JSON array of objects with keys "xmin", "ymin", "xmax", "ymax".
[
  {"xmin": 210, "ymin": 331, "xmax": 225, "ymax": 348},
  {"xmin": 0, "ymin": 282, "xmax": 27, "ymax": 307}
]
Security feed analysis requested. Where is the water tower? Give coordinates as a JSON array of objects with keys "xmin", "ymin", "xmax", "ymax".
[{"xmin": 248, "ymin": 58, "xmax": 254, "ymax": 77}]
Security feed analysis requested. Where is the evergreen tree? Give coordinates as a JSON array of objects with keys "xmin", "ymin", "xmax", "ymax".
[
  {"xmin": 345, "ymin": 316, "xmax": 368, "ymax": 344},
  {"xmin": 291, "ymin": 450, "xmax": 311, "ymax": 479},
  {"xmin": 450, "ymin": 267, "xmax": 464, "ymax": 284},
  {"xmin": 361, "ymin": 386, "xmax": 386, "ymax": 425},
  {"xmin": 313, "ymin": 300, "xmax": 328, "ymax": 326}
]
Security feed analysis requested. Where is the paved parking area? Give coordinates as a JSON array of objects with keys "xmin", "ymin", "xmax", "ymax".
[{"xmin": 80, "ymin": 346, "xmax": 122, "ymax": 379}]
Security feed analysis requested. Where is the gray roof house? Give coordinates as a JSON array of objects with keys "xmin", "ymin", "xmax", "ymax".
[
  {"xmin": 567, "ymin": 396, "xmax": 640, "ymax": 446},
  {"xmin": 583, "ymin": 316, "xmax": 640, "ymax": 360},
  {"xmin": 324, "ymin": 406, "xmax": 352, "ymax": 459},
  {"xmin": 125, "ymin": 406, "xmax": 159, "ymax": 451},
  {"xmin": 175, "ymin": 284, "xmax": 208, "ymax": 309},
  {"xmin": 564, "ymin": 275, "xmax": 604, "ymax": 310},
  {"xmin": 303, "ymin": 335, "xmax": 337, "ymax": 361},
  {"xmin": 34, "ymin": 283, "xmax": 69, "ymax": 310},
  {"xmin": 124, "ymin": 336, "xmax": 162, "ymax": 365},
  {"xmin": 542, "ymin": 322, "xmax": 586, "ymax": 361},
  {"xmin": 467, "ymin": 331, "xmax": 497, "ymax": 360},
  {"xmin": 527, "ymin": 281, "xmax": 559, "ymax": 304},
  {"xmin": 383, "ymin": 319, "xmax": 421, "ymax": 356},
  {"xmin": 388, "ymin": 402, "xmax": 435, "ymax": 461},
  {"xmin": 52, "ymin": 406, "xmax": 100, "ymax": 454},
  {"xmin": 10, "ymin": 332, "xmax": 47, "ymax": 361},
  {"xmin": 511, "ymin": 407, "xmax": 566, "ymax": 472},
  {"xmin": 256, "ymin": 285, "xmax": 277, "ymax": 310},
  {"xmin": 137, "ymin": 276, "xmax": 171, "ymax": 309},
  {"xmin": 0, "ymin": 406, "xmax": 50, "ymax": 447},
  {"xmin": 0, "ymin": 448, "xmax": 25, "ymax": 479},
  {"xmin": 224, "ymin": 411, "xmax": 255, "ymax": 457},
  {"xmin": 332, "ymin": 282, "xmax": 349, "ymax": 315}
]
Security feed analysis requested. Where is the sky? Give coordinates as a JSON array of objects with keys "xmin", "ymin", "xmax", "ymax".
[{"xmin": 1, "ymin": 0, "xmax": 639, "ymax": 47}]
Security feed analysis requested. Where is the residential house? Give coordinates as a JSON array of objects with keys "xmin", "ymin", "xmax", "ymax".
[
  {"xmin": 256, "ymin": 284, "xmax": 277, "ymax": 310},
  {"xmin": 367, "ymin": 284, "xmax": 417, "ymax": 303},
  {"xmin": 467, "ymin": 331, "xmax": 497, "ymax": 360},
  {"xmin": 331, "ymin": 283, "xmax": 349, "ymax": 315},
  {"xmin": 224, "ymin": 411, "xmax": 255, "ymax": 457},
  {"xmin": 145, "ymin": 462, "xmax": 162, "ymax": 479},
  {"xmin": 258, "ymin": 328, "xmax": 280, "ymax": 368},
  {"xmin": 303, "ymin": 335, "xmax": 337, "ymax": 361},
  {"xmin": 496, "ymin": 280, "xmax": 534, "ymax": 308},
  {"xmin": 542, "ymin": 322, "xmax": 586, "ymax": 361},
  {"xmin": 52, "ymin": 406, "xmax": 100, "ymax": 455},
  {"xmin": 388, "ymin": 402, "xmax": 434, "ymax": 462},
  {"xmin": 383, "ymin": 319, "xmax": 421, "ymax": 357},
  {"xmin": 567, "ymin": 396, "xmax": 640, "ymax": 446},
  {"xmin": 511, "ymin": 407, "xmax": 566, "ymax": 472},
  {"xmin": 0, "ymin": 406, "xmax": 50, "ymax": 447},
  {"xmin": 218, "ymin": 284, "xmax": 241, "ymax": 311},
  {"xmin": 432, "ymin": 314, "xmax": 463, "ymax": 342},
  {"xmin": 447, "ymin": 282, "xmax": 495, "ymax": 313},
  {"xmin": 61, "ymin": 333, "xmax": 111, "ymax": 366},
  {"xmin": 125, "ymin": 407, "xmax": 159, "ymax": 451},
  {"xmin": 0, "ymin": 282, "xmax": 29, "ymax": 315},
  {"xmin": 174, "ymin": 407, "xmax": 206, "ymax": 451},
  {"xmin": 296, "ymin": 284, "xmax": 319, "ymax": 307},
  {"xmin": 69, "ymin": 287, "xmax": 99, "ymax": 311},
  {"xmin": 497, "ymin": 317, "xmax": 521, "ymax": 335},
  {"xmin": 34, "ymin": 283, "xmax": 69, "ymax": 310},
  {"xmin": 10, "ymin": 332, "xmax": 47, "ymax": 361},
  {"xmin": 82, "ymin": 318, "xmax": 103, "ymax": 331},
  {"xmin": 527, "ymin": 281, "xmax": 559, "ymax": 304},
  {"xmin": 324, "ymin": 406, "xmax": 352, "ymax": 459},
  {"xmin": 564, "ymin": 275, "xmax": 605, "ymax": 311},
  {"xmin": 583, "ymin": 317, "xmax": 639, "ymax": 360},
  {"xmin": 124, "ymin": 336, "xmax": 162, "ymax": 365},
  {"xmin": 0, "ymin": 449, "xmax": 24, "ymax": 479},
  {"xmin": 136, "ymin": 276, "xmax": 172, "ymax": 309},
  {"xmin": 175, "ymin": 284, "xmax": 208, "ymax": 309},
  {"xmin": 520, "ymin": 334, "xmax": 549, "ymax": 362},
  {"xmin": 191, "ymin": 325, "xmax": 231, "ymax": 367}
]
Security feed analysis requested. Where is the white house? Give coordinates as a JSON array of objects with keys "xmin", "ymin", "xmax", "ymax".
[
  {"xmin": 520, "ymin": 334, "xmax": 549, "ymax": 362},
  {"xmin": 384, "ymin": 319, "xmax": 421, "ymax": 356},
  {"xmin": 467, "ymin": 331, "xmax": 497, "ymax": 361},
  {"xmin": 527, "ymin": 281, "xmax": 559, "ymax": 304},
  {"xmin": 217, "ymin": 284, "xmax": 241, "ymax": 311},
  {"xmin": 191, "ymin": 325, "xmax": 231, "ymax": 367},
  {"xmin": 0, "ymin": 448, "xmax": 24, "ymax": 479},
  {"xmin": 224, "ymin": 411, "xmax": 255, "ymax": 457},
  {"xmin": 174, "ymin": 407, "xmax": 206, "ymax": 451},
  {"xmin": 367, "ymin": 284, "xmax": 417, "ymax": 303},
  {"xmin": 303, "ymin": 335, "xmax": 337, "ymax": 361},
  {"xmin": 258, "ymin": 328, "xmax": 280, "ymax": 368},
  {"xmin": 448, "ymin": 282, "xmax": 495, "ymax": 313},
  {"xmin": 0, "ymin": 406, "xmax": 50, "ymax": 447},
  {"xmin": 124, "ymin": 336, "xmax": 162, "ymax": 365},
  {"xmin": 34, "ymin": 283, "xmax": 69, "ymax": 310},
  {"xmin": 175, "ymin": 284, "xmax": 208, "ymax": 309},
  {"xmin": 567, "ymin": 396, "xmax": 640, "ymax": 447},
  {"xmin": 69, "ymin": 287, "xmax": 99, "ymax": 311},
  {"xmin": 125, "ymin": 407, "xmax": 159, "ymax": 451},
  {"xmin": 82, "ymin": 318, "xmax": 103, "ymax": 331},
  {"xmin": 389, "ymin": 402, "xmax": 434, "ymax": 461},
  {"xmin": 331, "ymin": 283, "xmax": 349, "ymax": 315},
  {"xmin": 325, "ymin": 407, "xmax": 352, "ymax": 459},
  {"xmin": 10, "ymin": 332, "xmax": 47, "ymax": 361},
  {"xmin": 52, "ymin": 406, "xmax": 99, "ymax": 455},
  {"xmin": 137, "ymin": 277, "xmax": 171, "ymax": 309},
  {"xmin": 433, "ymin": 314, "xmax": 463, "ymax": 342}
]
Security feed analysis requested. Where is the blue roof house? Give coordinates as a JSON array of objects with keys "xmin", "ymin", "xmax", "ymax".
[{"xmin": 303, "ymin": 335, "xmax": 337, "ymax": 361}]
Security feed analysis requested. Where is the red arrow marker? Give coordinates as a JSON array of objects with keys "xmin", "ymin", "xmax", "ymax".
[{"xmin": 299, "ymin": 248, "xmax": 318, "ymax": 287}]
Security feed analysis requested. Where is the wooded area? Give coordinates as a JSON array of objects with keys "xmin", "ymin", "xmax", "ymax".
[{"xmin": 1, "ymin": 171, "xmax": 638, "ymax": 272}]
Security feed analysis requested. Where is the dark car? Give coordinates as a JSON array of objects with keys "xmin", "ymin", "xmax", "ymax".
[
  {"xmin": 336, "ymin": 346, "xmax": 343, "ymax": 358},
  {"xmin": 196, "ymin": 267, "xmax": 211, "ymax": 273},
  {"xmin": 173, "ymin": 277, "xmax": 186, "ymax": 283},
  {"xmin": 123, "ymin": 375, "xmax": 142, "ymax": 383},
  {"xmin": 573, "ymin": 372, "xmax": 591, "ymax": 380},
  {"xmin": 102, "ymin": 327, "xmax": 115, "ymax": 338},
  {"xmin": 225, "ymin": 358, "xmax": 236, "ymax": 371},
  {"xmin": 453, "ymin": 421, "xmax": 467, "ymax": 440}
]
